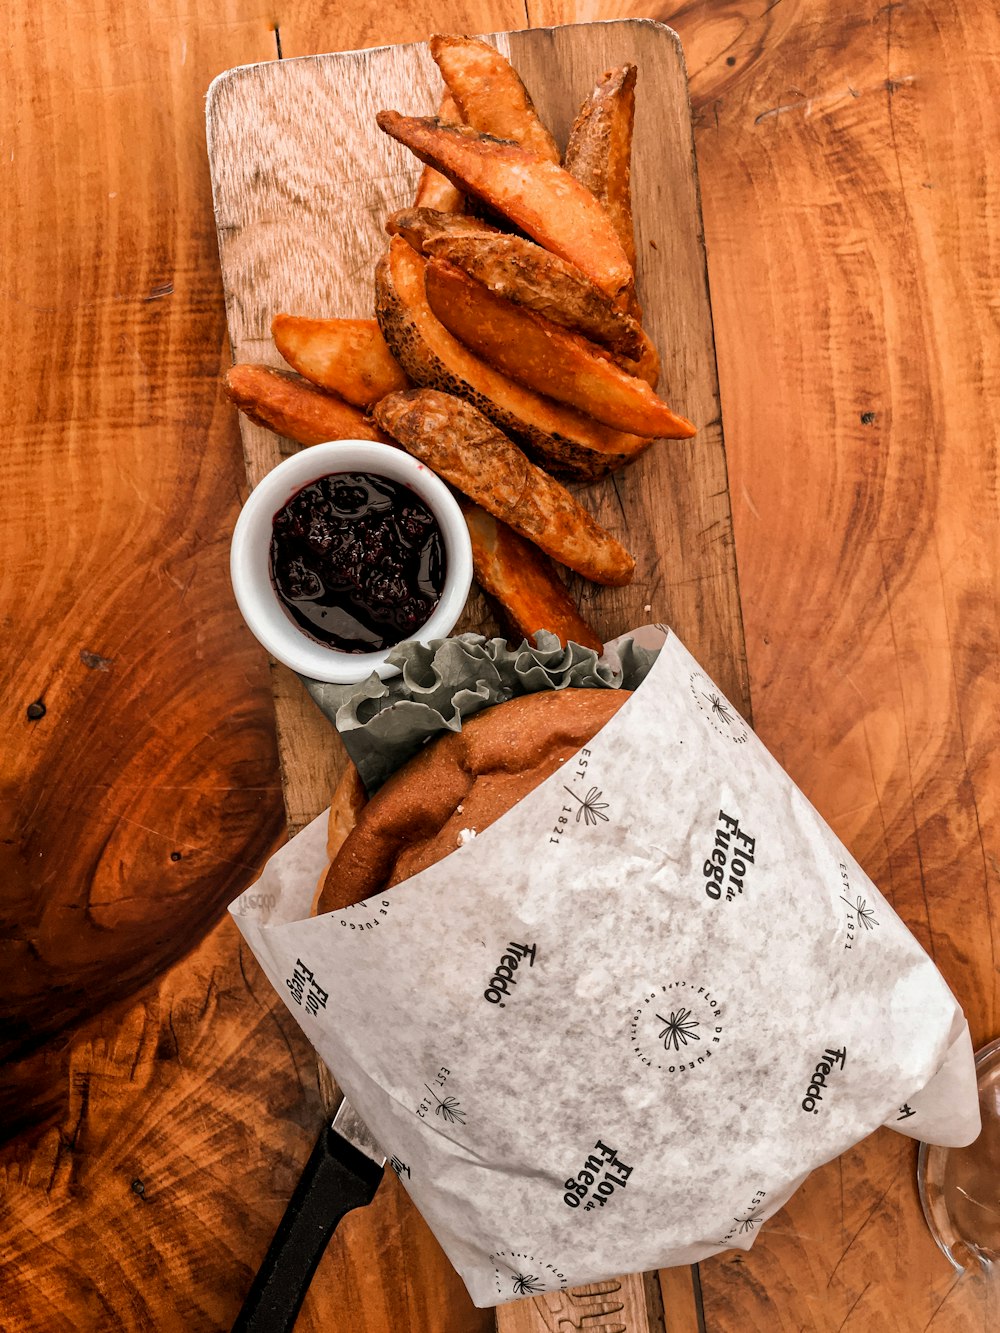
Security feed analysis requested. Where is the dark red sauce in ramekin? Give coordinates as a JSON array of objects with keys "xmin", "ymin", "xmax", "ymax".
[{"xmin": 270, "ymin": 471, "xmax": 446, "ymax": 653}]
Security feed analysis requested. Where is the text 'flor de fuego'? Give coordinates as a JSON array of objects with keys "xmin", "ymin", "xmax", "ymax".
[{"xmin": 704, "ymin": 809, "xmax": 756, "ymax": 902}]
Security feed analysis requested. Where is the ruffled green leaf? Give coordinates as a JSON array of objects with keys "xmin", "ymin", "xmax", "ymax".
[{"xmin": 305, "ymin": 631, "xmax": 658, "ymax": 793}]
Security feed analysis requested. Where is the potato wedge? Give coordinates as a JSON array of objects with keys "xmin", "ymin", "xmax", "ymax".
[
  {"xmin": 424, "ymin": 231, "xmax": 659, "ymax": 387},
  {"xmin": 429, "ymin": 33, "xmax": 560, "ymax": 163},
  {"xmin": 565, "ymin": 65, "xmax": 638, "ymax": 272},
  {"xmin": 222, "ymin": 365, "xmax": 389, "ymax": 445},
  {"xmin": 414, "ymin": 92, "xmax": 466, "ymax": 212},
  {"xmin": 462, "ymin": 501, "xmax": 603, "ymax": 651},
  {"xmin": 271, "ymin": 315, "xmax": 409, "ymax": 408},
  {"xmin": 375, "ymin": 113, "xmax": 633, "ymax": 299},
  {"xmin": 424, "ymin": 259, "xmax": 694, "ymax": 438},
  {"xmin": 385, "ymin": 207, "xmax": 499, "ymax": 254},
  {"xmin": 620, "ymin": 330, "xmax": 660, "ymax": 388},
  {"xmin": 374, "ymin": 390, "xmax": 635, "ymax": 587},
  {"xmin": 374, "ymin": 237, "xmax": 650, "ymax": 480},
  {"xmin": 424, "ymin": 231, "xmax": 644, "ymax": 361}
]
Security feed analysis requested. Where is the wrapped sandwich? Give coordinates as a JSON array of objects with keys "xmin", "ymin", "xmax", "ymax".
[{"xmin": 232, "ymin": 629, "xmax": 979, "ymax": 1307}]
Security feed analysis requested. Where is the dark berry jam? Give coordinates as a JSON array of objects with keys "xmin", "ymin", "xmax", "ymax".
[{"xmin": 270, "ymin": 472, "xmax": 446, "ymax": 653}]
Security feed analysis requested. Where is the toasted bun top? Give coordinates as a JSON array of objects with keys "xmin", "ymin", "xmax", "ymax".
[{"xmin": 317, "ymin": 688, "xmax": 630, "ymax": 912}]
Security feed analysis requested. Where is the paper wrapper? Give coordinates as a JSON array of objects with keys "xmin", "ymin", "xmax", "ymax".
[{"xmin": 231, "ymin": 628, "xmax": 980, "ymax": 1307}]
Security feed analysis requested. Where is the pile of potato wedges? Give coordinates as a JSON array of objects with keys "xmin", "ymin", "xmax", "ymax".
[{"xmin": 224, "ymin": 34, "xmax": 695, "ymax": 652}]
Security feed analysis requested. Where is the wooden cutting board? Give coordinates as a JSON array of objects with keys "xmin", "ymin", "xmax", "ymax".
[{"xmin": 207, "ymin": 19, "xmax": 748, "ymax": 1333}]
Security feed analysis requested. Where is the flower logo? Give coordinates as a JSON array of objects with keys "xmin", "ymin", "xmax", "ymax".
[
  {"xmin": 689, "ymin": 672, "xmax": 749, "ymax": 742},
  {"xmin": 703, "ymin": 691, "xmax": 734, "ymax": 726},
  {"xmin": 631, "ymin": 981, "xmax": 724, "ymax": 1075},
  {"xmin": 735, "ymin": 1208, "xmax": 763, "ymax": 1234},
  {"xmin": 563, "ymin": 785, "xmax": 610, "ymax": 826},
  {"xmin": 511, "ymin": 1273, "xmax": 543, "ymax": 1296},
  {"xmin": 491, "ymin": 1251, "xmax": 568, "ymax": 1299},
  {"xmin": 423, "ymin": 1084, "xmax": 466, "ymax": 1125},
  {"xmin": 840, "ymin": 894, "xmax": 878, "ymax": 931},
  {"xmin": 656, "ymin": 1008, "xmax": 701, "ymax": 1052}
]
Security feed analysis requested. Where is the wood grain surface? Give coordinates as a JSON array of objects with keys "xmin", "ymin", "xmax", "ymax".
[
  {"xmin": 497, "ymin": 1272, "xmax": 666, "ymax": 1333},
  {"xmin": 1, "ymin": 2, "xmax": 998, "ymax": 1332},
  {"xmin": 676, "ymin": 1, "xmax": 1000, "ymax": 1327}
]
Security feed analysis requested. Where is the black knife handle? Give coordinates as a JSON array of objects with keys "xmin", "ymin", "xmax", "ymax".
[{"xmin": 232, "ymin": 1123, "xmax": 384, "ymax": 1333}]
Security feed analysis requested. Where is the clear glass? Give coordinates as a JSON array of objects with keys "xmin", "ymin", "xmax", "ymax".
[{"xmin": 918, "ymin": 1036, "xmax": 1000, "ymax": 1273}]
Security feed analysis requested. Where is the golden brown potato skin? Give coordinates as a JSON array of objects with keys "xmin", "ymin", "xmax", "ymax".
[
  {"xmin": 222, "ymin": 364, "xmax": 389, "ymax": 446},
  {"xmin": 271, "ymin": 316, "xmax": 409, "ymax": 408},
  {"xmin": 424, "ymin": 258, "xmax": 695, "ymax": 438},
  {"xmin": 413, "ymin": 91, "xmax": 466, "ymax": 212},
  {"xmin": 425, "ymin": 232, "xmax": 644, "ymax": 361},
  {"xmin": 461, "ymin": 501, "xmax": 604, "ymax": 653},
  {"xmin": 318, "ymin": 689, "xmax": 631, "ymax": 909},
  {"xmin": 373, "ymin": 388, "xmax": 637, "ymax": 588},
  {"xmin": 565, "ymin": 65, "xmax": 638, "ymax": 273},
  {"xmin": 385, "ymin": 206, "xmax": 499, "ymax": 253},
  {"xmin": 429, "ymin": 33, "xmax": 560, "ymax": 163},
  {"xmin": 620, "ymin": 327, "xmax": 660, "ymax": 388},
  {"xmin": 374, "ymin": 236, "xmax": 650, "ymax": 481},
  {"xmin": 375, "ymin": 112, "xmax": 633, "ymax": 299}
]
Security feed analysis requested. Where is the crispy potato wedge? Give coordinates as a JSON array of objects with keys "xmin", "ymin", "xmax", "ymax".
[
  {"xmin": 424, "ymin": 232, "xmax": 644, "ymax": 360},
  {"xmin": 424, "ymin": 259, "xmax": 694, "ymax": 438},
  {"xmin": 414, "ymin": 92, "xmax": 466, "ymax": 212},
  {"xmin": 385, "ymin": 207, "xmax": 499, "ymax": 254},
  {"xmin": 385, "ymin": 220, "xmax": 659, "ymax": 383},
  {"xmin": 620, "ymin": 329, "xmax": 660, "ymax": 388},
  {"xmin": 462, "ymin": 501, "xmax": 603, "ymax": 651},
  {"xmin": 271, "ymin": 315, "xmax": 409, "ymax": 408},
  {"xmin": 429, "ymin": 33, "xmax": 559, "ymax": 163},
  {"xmin": 565, "ymin": 65, "xmax": 638, "ymax": 272},
  {"xmin": 222, "ymin": 365, "xmax": 389, "ymax": 445},
  {"xmin": 375, "ymin": 113, "xmax": 633, "ymax": 299},
  {"xmin": 374, "ymin": 236, "xmax": 651, "ymax": 480},
  {"xmin": 374, "ymin": 390, "xmax": 635, "ymax": 587}
]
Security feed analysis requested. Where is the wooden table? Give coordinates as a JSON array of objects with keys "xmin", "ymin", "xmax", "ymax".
[{"xmin": 2, "ymin": 2, "xmax": 997, "ymax": 1330}]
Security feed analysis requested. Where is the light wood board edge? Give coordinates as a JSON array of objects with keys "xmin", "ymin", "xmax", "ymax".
[{"xmin": 496, "ymin": 1271, "xmax": 656, "ymax": 1333}]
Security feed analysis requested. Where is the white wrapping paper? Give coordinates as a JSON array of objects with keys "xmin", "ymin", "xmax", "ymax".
[{"xmin": 231, "ymin": 628, "xmax": 980, "ymax": 1307}]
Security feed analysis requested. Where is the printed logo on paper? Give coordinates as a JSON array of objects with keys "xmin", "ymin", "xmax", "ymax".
[
  {"xmin": 689, "ymin": 671, "xmax": 749, "ymax": 744},
  {"xmin": 703, "ymin": 809, "xmax": 757, "ymax": 902},
  {"xmin": 491, "ymin": 1251, "xmax": 568, "ymax": 1299},
  {"xmin": 329, "ymin": 896, "xmax": 393, "ymax": 932},
  {"xmin": 711, "ymin": 1189, "xmax": 768, "ymax": 1246},
  {"xmin": 800, "ymin": 1045, "xmax": 847, "ymax": 1114},
  {"xmin": 562, "ymin": 1138, "xmax": 634, "ymax": 1212},
  {"xmin": 416, "ymin": 1067, "xmax": 466, "ymax": 1127},
  {"xmin": 483, "ymin": 940, "xmax": 537, "ymax": 1007},
  {"xmin": 233, "ymin": 889, "xmax": 276, "ymax": 914},
  {"xmin": 284, "ymin": 957, "xmax": 328, "ymax": 1016},
  {"xmin": 838, "ymin": 862, "xmax": 879, "ymax": 949},
  {"xmin": 549, "ymin": 747, "xmax": 610, "ymax": 845},
  {"xmin": 629, "ymin": 981, "xmax": 724, "ymax": 1074}
]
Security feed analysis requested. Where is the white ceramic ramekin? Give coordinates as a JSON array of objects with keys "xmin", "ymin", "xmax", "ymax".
[{"xmin": 230, "ymin": 441, "xmax": 473, "ymax": 684}]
